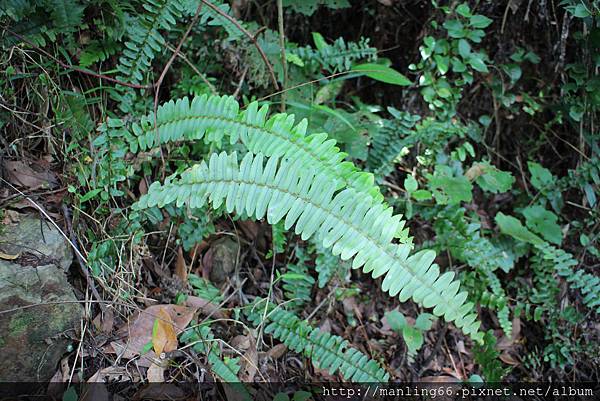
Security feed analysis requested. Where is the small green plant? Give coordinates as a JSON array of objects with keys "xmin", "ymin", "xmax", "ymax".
[{"xmin": 384, "ymin": 309, "xmax": 435, "ymax": 363}]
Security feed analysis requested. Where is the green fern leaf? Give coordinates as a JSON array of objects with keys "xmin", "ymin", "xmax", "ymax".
[
  {"xmin": 130, "ymin": 94, "xmax": 385, "ymax": 202},
  {"xmin": 247, "ymin": 303, "xmax": 388, "ymax": 382},
  {"xmin": 134, "ymin": 151, "xmax": 482, "ymax": 341}
]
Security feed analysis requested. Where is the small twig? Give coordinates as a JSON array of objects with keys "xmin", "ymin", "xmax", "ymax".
[
  {"xmin": 233, "ymin": 66, "xmax": 249, "ymax": 99},
  {"xmin": 276, "ymin": 0, "xmax": 287, "ymax": 111},
  {"xmin": 4, "ymin": 28, "xmax": 152, "ymax": 90},
  {"xmin": 199, "ymin": 0, "xmax": 279, "ymax": 90},
  {"xmin": 165, "ymin": 43, "xmax": 217, "ymax": 94}
]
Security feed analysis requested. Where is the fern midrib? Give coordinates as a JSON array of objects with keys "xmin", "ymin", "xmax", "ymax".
[
  {"xmin": 174, "ymin": 174, "xmax": 459, "ymax": 318},
  {"xmin": 271, "ymin": 312, "xmax": 386, "ymax": 380},
  {"xmin": 145, "ymin": 113, "xmax": 379, "ymax": 198}
]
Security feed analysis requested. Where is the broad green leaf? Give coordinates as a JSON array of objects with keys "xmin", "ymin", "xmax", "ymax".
[
  {"xmin": 415, "ymin": 313, "xmax": 434, "ymax": 331},
  {"xmin": 312, "ymin": 31, "xmax": 327, "ymax": 51},
  {"xmin": 352, "ymin": 63, "xmax": 411, "ymax": 86},
  {"xmin": 404, "ymin": 176, "xmax": 418, "ymax": 193},
  {"xmin": 458, "ymin": 39, "xmax": 471, "ymax": 58},
  {"xmin": 522, "ymin": 205, "xmax": 562, "ymax": 245},
  {"xmin": 527, "ymin": 161, "xmax": 554, "ymax": 191},
  {"xmin": 402, "ymin": 326, "xmax": 424, "ymax": 353},
  {"xmin": 456, "ymin": 3, "xmax": 472, "ymax": 17},
  {"xmin": 469, "ymin": 14, "xmax": 493, "ymax": 28},
  {"xmin": 468, "ymin": 55, "xmax": 488, "ymax": 73},
  {"xmin": 495, "ymin": 212, "xmax": 544, "ymax": 246},
  {"xmin": 385, "ymin": 309, "xmax": 407, "ymax": 332}
]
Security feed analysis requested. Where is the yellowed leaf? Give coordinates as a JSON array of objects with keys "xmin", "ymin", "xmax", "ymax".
[
  {"xmin": 116, "ymin": 304, "xmax": 197, "ymax": 358},
  {"xmin": 0, "ymin": 251, "xmax": 20, "ymax": 260},
  {"xmin": 152, "ymin": 308, "xmax": 178, "ymax": 356}
]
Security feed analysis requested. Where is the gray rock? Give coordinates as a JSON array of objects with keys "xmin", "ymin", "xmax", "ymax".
[
  {"xmin": 208, "ymin": 237, "xmax": 239, "ymax": 284},
  {"xmin": 0, "ymin": 216, "xmax": 82, "ymax": 382},
  {"xmin": 0, "ymin": 216, "xmax": 72, "ymax": 271}
]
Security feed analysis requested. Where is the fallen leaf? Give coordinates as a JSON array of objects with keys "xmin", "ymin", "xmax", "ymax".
[
  {"xmin": 92, "ymin": 309, "xmax": 114, "ymax": 334},
  {"xmin": 117, "ymin": 304, "xmax": 197, "ymax": 358},
  {"xmin": 184, "ymin": 295, "xmax": 225, "ymax": 319},
  {"xmin": 265, "ymin": 343, "xmax": 287, "ymax": 360},
  {"xmin": 238, "ymin": 336, "xmax": 258, "ymax": 382},
  {"xmin": 0, "ymin": 251, "xmax": 20, "ymax": 260},
  {"xmin": 230, "ymin": 335, "xmax": 251, "ymax": 350},
  {"xmin": 152, "ymin": 308, "xmax": 178, "ymax": 356},
  {"xmin": 499, "ymin": 352, "xmax": 520, "ymax": 366},
  {"xmin": 87, "ymin": 366, "xmax": 131, "ymax": 383},
  {"xmin": 174, "ymin": 246, "xmax": 188, "ymax": 283},
  {"xmin": 4, "ymin": 160, "xmax": 58, "ymax": 189},
  {"xmin": 146, "ymin": 363, "xmax": 165, "ymax": 383},
  {"xmin": 2, "ymin": 209, "xmax": 21, "ymax": 225},
  {"xmin": 419, "ymin": 375, "xmax": 461, "ymax": 383}
]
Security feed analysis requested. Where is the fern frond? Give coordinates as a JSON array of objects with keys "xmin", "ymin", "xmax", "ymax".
[
  {"xmin": 537, "ymin": 243, "xmax": 600, "ymax": 312},
  {"xmin": 294, "ymin": 36, "xmax": 377, "ymax": 73},
  {"xmin": 313, "ymin": 239, "xmax": 349, "ymax": 288},
  {"xmin": 282, "ymin": 247, "xmax": 315, "ymax": 308},
  {"xmin": 367, "ymin": 110, "xmax": 419, "ymax": 178},
  {"xmin": 130, "ymin": 94, "xmax": 385, "ymax": 202},
  {"xmin": 48, "ymin": 0, "xmax": 85, "ymax": 29},
  {"xmin": 117, "ymin": 0, "xmax": 183, "ymax": 84},
  {"xmin": 186, "ymin": 325, "xmax": 241, "ymax": 381},
  {"xmin": 113, "ymin": 0, "xmax": 185, "ymax": 112},
  {"xmin": 134, "ymin": 151, "xmax": 482, "ymax": 341},
  {"xmin": 247, "ymin": 303, "xmax": 389, "ymax": 382}
]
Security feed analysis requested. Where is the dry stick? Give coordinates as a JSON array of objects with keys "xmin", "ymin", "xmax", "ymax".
[
  {"xmin": 199, "ymin": 0, "xmax": 279, "ymax": 91},
  {"xmin": 232, "ymin": 66, "xmax": 249, "ymax": 99},
  {"xmin": 3, "ymin": 28, "xmax": 152, "ymax": 90},
  {"xmin": 276, "ymin": 0, "xmax": 287, "ymax": 112}
]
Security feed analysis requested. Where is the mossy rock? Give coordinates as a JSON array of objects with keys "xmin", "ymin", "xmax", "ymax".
[
  {"xmin": 0, "ymin": 262, "xmax": 83, "ymax": 381},
  {"xmin": 0, "ymin": 215, "xmax": 82, "ymax": 382}
]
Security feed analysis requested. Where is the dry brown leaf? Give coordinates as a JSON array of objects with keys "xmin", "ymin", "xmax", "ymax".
[
  {"xmin": 238, "ymin": 336, "xmax": 258, "ymax": 382},
  {"xmin": 93, "ymin": 309, "xmax": 114, "ymax": 334},
  {"xmin": 174, "ymin": 246, "xmax": 188, "ymax": 283},
  {"xmin": 152, "ymin": 308, "xmax": 178, "ymax": 356},
  {"xmin": 0, "ymin": 251, "xmax": 20, "ymax": 260},
  {"xmin": 2, "ymin": 209, "xmax": 21, "ymax": 225},
  {"xmin": 146, "ymin": 363, "xmax": 165, "ymax": 383},
  {"xmin": 4, "ymin": 160, "xmax": 58, "ymax": 189},
  {"xmin": 87, "ymin": 367, "xmax": 130, "ymax": 383},
  {"xmin": 230, "ymin": 335, "xmax": 251, "ymax": 350},
  {"xmin": 499, "ymin": 352, "xmax": 520, "ymax": 366},
  {"xmin": 117, "ymin": 304, "xmax": 197, "ymax": 358},
  {"xmin": 138, "ymin": 178, "xmax": 148, "ymax": 195},
  {"xmin": 265, "ymin": 343, "xmax": 287, "ymax": 360},
  {"xmin": 184, "ymin": 295, "xmax": 226, "ymax": 319}
]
